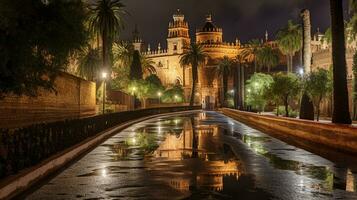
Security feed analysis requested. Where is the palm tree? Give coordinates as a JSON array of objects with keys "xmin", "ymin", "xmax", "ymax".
[
  {"xmin": 349, "ymin": 0, "xmax": 357, "ymax": 120},
  {"xmin": 241, "ymin": 39, "xmax": 262, "ymax": 73},
  {"xmin": 301, "ymin": 9, "xmax": 312, "ymax": 73},
  {"xmin": 180, "ymin": 43, "xmax": 209, "ymax": 106},
  {"xmin": 140, "ymin": 54, "xmax": 156, "ymax": 75},
  {"xmin": 77, "ymin": 46, "xmax": 101, "ymax": 81},
  {"xmin": 88, "ymin": 0, "xmax": 126, "ymax": 74},
  {"xmin": 112, "ymin": 41, "xmax": 133, "ymax": 68},
  {"xmin": 216, "ymin": 56, "xmax": 233, "ymax": 107},
  {"xmin": 329, "ymin": 0, "xmax": 352, "ymax": 124},
  {"xmin": 256, "ymin": 46, "xmax": 279, "ymax": 73},
  {"xmin": 276, "ymin": 20, "xmax": 302, "ymax": 72}
]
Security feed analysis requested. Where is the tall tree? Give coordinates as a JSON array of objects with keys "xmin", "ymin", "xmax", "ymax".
[
  {"xmin": 129, "ymin": 50, "xmax": 143, "ymax": 80},
  {"xmin": 77, "ymin": 46, "xmax": 101, "ymax": 81},
  {"xmin": 216, "ymin": 56, "xmax": 233, "ymax": 107},
  {"xmin": 88, "ymin": 0, "xmax": 126, "ymax": 74},
  {"xmin": 330, "ymin": 0, "xmax": 352, "ymax": 124},
  {"xmin": 112, "ymin": 41, "xmax": 133, "ymax": 68},
  {"xmin": 353, "ymin": 52, "xmax": 357, "ymax": 120},
  {"xmin": 241, "ymin": 39, "xmax": 262, "ymax": 73},
  {"xmin": 305, "ymin": 68, "xmax": 333, "ymax": 121},
  {"xmin": 276, "ymin": 20, "xmax": 302, "ymax": 72},
  {"xmin": 299, "ymin": 9, "xmax": 315, "ymax": 120},
  {"xmin": 256, "ymin": 46, "xmax": 279, "ymax": 73},
  {"xmin": 349, "ymin": 0, "xmax": 357, "ymax": 120},
  {"xmin": 270, "ymin": 73, "xmax": 301, "ymax": 117},
  {"xmin": 0, "ymin": 0, "xmax": 87, "ymax": 98},
  {"xmin": 180, "ymin": 43, "xmax": 209, "ymax": 106}
]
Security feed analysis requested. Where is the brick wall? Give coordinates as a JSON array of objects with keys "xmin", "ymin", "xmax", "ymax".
[{"xmin": 0, "ymin": 72, "xmax": 96, "ymax": 128}]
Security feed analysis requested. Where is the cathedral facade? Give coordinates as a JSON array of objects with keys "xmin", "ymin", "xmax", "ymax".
[{"xmin": 133, "ymin": 10, "xmax": 242, "ymax": 107}]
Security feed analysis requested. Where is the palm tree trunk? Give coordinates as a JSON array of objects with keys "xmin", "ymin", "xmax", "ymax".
[
  {"xmin": 254, "ymin": 59, "xmax": 257, "ymax": 73},
  {"xmin": 353, "ymin": 73, "xmax": 357, "ymax": 120},
  {"xmin": 102, "ymin": 29, "xmax": 108, "ymax": 72},
  {"xmin": 234, "ymin": 65, "xmax": 239, "ymax": 109},
  {"xmin": 330, "ymin": 0, "xmax": 352, "ymax": 124},
  {"xmin": 183, "ymin": 67, "xmax": 186, "ymax": 87},
  {"xmin": 190, "ymin": 64, "xmax": 198, "ymax": 106},
  {"xmin": 301, "ymin": 9, "xmax": 312, "ymax": 73},
  {"xmin": 286, "ymin": 55, "xmax": 290, "ymax": 72},
  {"xmin": 299, "ymin": 9, "xmax": 314, "ymax": 120},
  {"xmin": 240, "ymin": 66, "xmax": 245, "ymax": 109},
  {"xmin": 223, "ymin": 75, "xmax": 228, "ymax": 107},
  {"xmin": 289, "ymin": 55, "xmax": 294, "ymax": 73}
]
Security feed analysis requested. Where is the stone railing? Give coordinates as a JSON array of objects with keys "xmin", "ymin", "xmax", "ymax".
[
  {"xmin": 0, "ymin": 106, "xmax": 200, "ymax": 199},
  {"xmin": 222, "ymin": 108, "xmax": 357, "ymax": 154}
]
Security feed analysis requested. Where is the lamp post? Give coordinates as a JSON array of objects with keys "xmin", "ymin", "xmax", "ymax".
[
  {"xmin": 157, "ymin": 92, "xmax": 162, "ymax": 106},
  {"xmin": 102, "ymin": 72, "xmax": 108, "ymax": 114}
]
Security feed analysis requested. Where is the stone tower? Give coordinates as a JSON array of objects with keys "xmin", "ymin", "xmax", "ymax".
[
  {"xmin": 196, "ymin": 14, "xmax": 223, "ymax": 44},
  {"xmin": 167, "ymin": 9, "xmax": 190, "ymax": 54},
  {"xmin": 132, "ymin": 25, "xmax": 144, "ymax": 52}
]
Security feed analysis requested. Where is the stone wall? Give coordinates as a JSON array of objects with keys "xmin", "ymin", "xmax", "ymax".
[
  {"xmin": 311, "ymin": 48, "xmax": 354, "ymax": 116},
  {"xmin": 0, "ymin": 72, "xmax": 96, "ymax": 128},
  {"xmin": 222, "ymin": 108, "xmax": 357, "ymax": 154}
]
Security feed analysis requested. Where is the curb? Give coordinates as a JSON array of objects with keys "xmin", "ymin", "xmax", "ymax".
[{"xmin": 0, "ymin": 110, "xmax": 200, "ymax": 199}]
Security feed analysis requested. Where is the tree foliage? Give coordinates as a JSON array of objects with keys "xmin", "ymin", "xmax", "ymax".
[
  {"xmin": 276, "ymin": 20, "xmax": 302, "ymax": 72},
  {"xmin": 0, "ymin": 0, "xmax": 88, "ymax": 97},
  {"xmin": 269, "ymin": 73, "xmax": 301, "ymax": 117},
  {"xmin": 245, "ymin": 73, "xmax": 273, "ymax": 112},
  {"xmin": 129, "ymin": 50, "xmax": 143, "ymax": 80},
  {"xmin": 305, "ymin": 68, "xmax": 332, "ymax": 121},
  {"xmin": 88, "ymin": 0, "xmax": 126, "ymax": 72},
  {"xmin": 216, "ymin": 56, "xmax": 233, "ymax": 106},
  {"xmin": 162, "ymin": 85, "xmax": 185, "ymax": 103},
  {"xmin": 180, "ymin": 43, "xmax": 209, "ymax": 106},
  {"xmin": 256, "ymin": 46, "xmax": 280, "ymax": 73},
  {"xmin": 240, "ymin": 39, "xmax": 262, "ymax": 73},
  {"xmin": 77, "ymin": 46, "xmax": 101, "ymax": 81}
]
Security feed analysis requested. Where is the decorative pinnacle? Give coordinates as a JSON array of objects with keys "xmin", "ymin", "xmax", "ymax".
[
  {"xmin": 206, "ymin": 14, "xmax": 212, "ymax": 22},
  {"xmin": 265, "ymin": 30, "xmax": 268, "ymax": 42}
]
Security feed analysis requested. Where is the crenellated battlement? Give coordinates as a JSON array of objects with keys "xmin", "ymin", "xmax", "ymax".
[
  {"xmin": 142, "ymin": 49, "xmax": 169, "ymax": 56},
  {"xmin": 169, "ymin": 21, "xmax": 189, "ymax": 29}
]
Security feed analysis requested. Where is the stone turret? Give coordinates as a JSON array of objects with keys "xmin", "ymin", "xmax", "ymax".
[
  {"xmin": 196, "ymin": 14, "xmax": 223, "ymax": 44},
  {"xmin": 132, "ymin": 25, "xmax": 144, "ymax": 52},
  {"xmin": 167, "ymin": 9, "xmax": 190, "ymax": 54}
]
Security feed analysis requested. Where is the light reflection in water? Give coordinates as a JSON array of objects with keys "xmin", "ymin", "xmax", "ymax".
[{"xmin": 149, "ymin": 117, "xmax": 241, "ymax": 192}]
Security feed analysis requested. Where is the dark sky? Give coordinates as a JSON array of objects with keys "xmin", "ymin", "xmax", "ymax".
[{"xmin": 120, "ymin": 0, "xmax": 349, "ymax": 46}]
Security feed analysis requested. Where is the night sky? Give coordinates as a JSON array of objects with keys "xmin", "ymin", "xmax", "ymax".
[{"xmin": 120, "ymin": 0, "xmax": 349, "ymax": 47}]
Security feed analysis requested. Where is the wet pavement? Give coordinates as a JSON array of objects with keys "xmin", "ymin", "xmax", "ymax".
[{"xmin": 25, "ymin": 111, "xmax": 357, "ymax": 200}]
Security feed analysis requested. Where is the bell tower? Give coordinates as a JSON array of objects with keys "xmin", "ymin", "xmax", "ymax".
[
  {"xmin": 132, "ymin": 25, "xmax": 144, "ymax": 52},
  {"xmin": 167, "ymin": 9, "xmax": 190, "ymax": 54}
]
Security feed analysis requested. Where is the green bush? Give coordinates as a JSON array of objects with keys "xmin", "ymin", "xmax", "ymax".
[{"xmin": 274, "ymin": 106, "xmax": 299, "ymax": 118}]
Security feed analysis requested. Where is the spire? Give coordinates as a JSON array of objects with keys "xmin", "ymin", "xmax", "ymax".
[
  {"xmin": 173, "ymin": 8, "xmax": 184, "ymax": 21},
  {"xmin": 265, "ymin": 30, "xmax": 269, "ymax": 42},
  {"xmin": 132, "ymin": 24, "xmax": 141, "ymax": 42},
  {"xmin": 206, "ymin": 13, "xmax": 212, "ymax": 22}
]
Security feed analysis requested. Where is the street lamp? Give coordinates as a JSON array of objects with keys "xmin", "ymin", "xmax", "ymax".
[
  {"xmin": 230, "ymin": 89, "xmax": 235, "ymax": 94},
  {"xmin": 102, "ymin": 72, "xmax": 108, "ymax": 114},
  {"xmin": 157, "ymin": 91, "xmax": 162, "ymax": 105},
  {"xmin": 298, "ymin": 68, "xmax": 304, "ymax": 76},
  {"xmin": 174, "ymin": 95, "xmax": 178, "ymax": 104}
]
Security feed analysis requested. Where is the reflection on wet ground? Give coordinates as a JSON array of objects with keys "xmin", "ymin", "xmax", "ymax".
[{"xmin": 26, "ymin": 111, "xmax": 357, "ymax": 199}]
